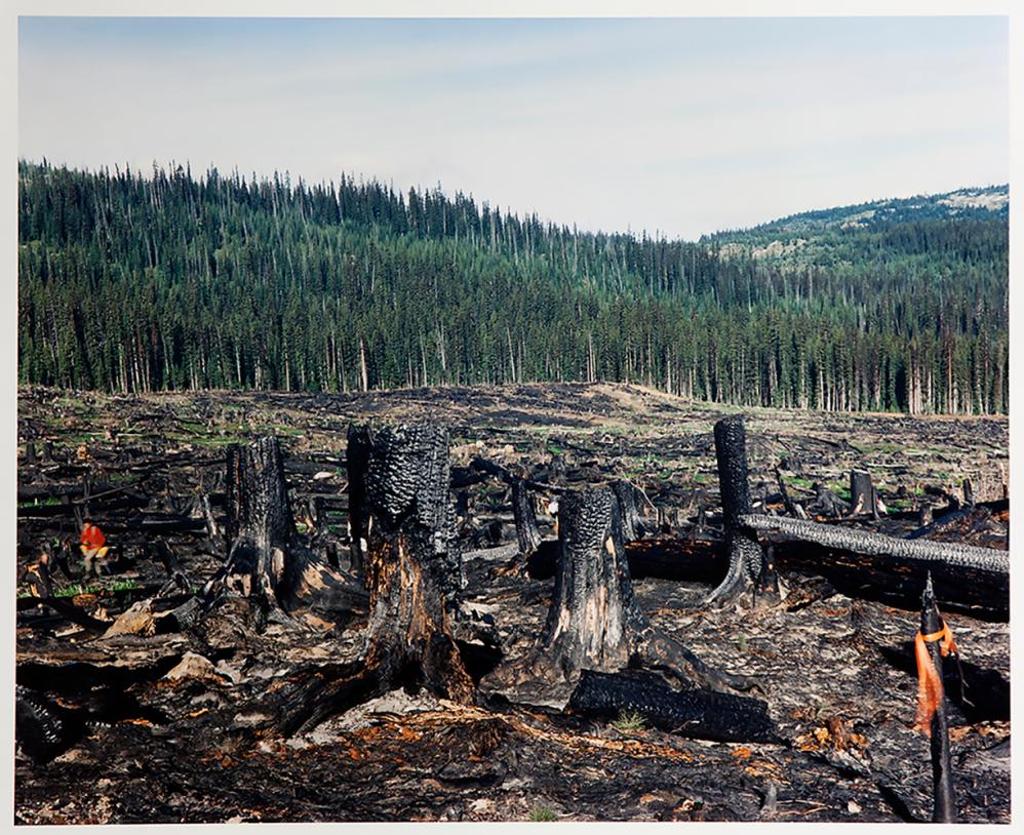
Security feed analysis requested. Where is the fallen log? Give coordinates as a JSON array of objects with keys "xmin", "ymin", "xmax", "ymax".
[
  {"xmin": 568, "ymin": 670, "xmax": 779, "ymax": 743},
  {"xmin": 739, "ymin": 515, "xmax": 1008, "ymax": 575}
]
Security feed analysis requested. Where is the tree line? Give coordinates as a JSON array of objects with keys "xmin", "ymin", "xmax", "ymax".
[{"xmin": 18, "ymin": 160, "xmax": 1008, "ymax": 414}]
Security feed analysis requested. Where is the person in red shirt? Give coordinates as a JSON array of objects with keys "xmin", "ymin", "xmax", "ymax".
[{"xmin": 80, "ymin": 520, "xmax": 109, "ymax": 576}]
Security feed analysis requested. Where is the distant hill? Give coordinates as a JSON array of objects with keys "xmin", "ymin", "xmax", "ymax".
[
  {"xmin": 707, "ymin": 185, "xmax": 1008, "ymax": 263},
  {"xmin": 17, "ymin": 162, "xmax": 1008, "ymax": 415}
]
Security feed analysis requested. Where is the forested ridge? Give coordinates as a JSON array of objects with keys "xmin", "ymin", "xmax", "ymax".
[{"xmin": 18, "ymin": 160, "xmax": 1008, "ymax": 414}]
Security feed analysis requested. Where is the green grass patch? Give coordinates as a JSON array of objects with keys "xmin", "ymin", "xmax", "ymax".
[
  {"xmin": 18, "ymin": 496, "xmax": 62, "ymax": 508},
  {"xmin": 528, "ymin": 806, "xmax": 557, "ymax": 822},
  {"xmin": 612, "ymin": 709, "xmax": 647, "ymax": 733}
]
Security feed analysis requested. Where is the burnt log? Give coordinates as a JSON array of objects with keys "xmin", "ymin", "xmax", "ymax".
[
  {"xmin": 569, "ymin": 670, "xmax": 779, "ymax": 743},
  {"xmin": 705, "ymin": 416, "xmax": 766, "ymax": 605},
  {"xmin": 215, "ymin": 436, "xmax": 366, "ymax": 627},
  {"xmin": 273, "ymin": 423, "xmax": 473, "ymax": 736},
  {"xmin": 15, "ymin": 685, "xmax": 87, "ymax": 763},
  {"xmin": 739, "ymin": 515, "xmax": 1008, "ymax": 576},
  {"xmin": 482, "ymin": 486, "xmax": 765, "ymax": 734}
]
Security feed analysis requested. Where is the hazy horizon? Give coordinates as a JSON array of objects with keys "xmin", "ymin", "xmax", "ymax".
[{"xmin": 19, "ymin": 16, "xmax": 1009, "ymax": 239}]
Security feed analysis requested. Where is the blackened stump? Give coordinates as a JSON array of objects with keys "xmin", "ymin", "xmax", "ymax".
[
  {"xmin": 512, "ymin": 477, "xmax": 543, "ymax": 557},
  {"xmin": 219, "ymin": 436, "xmax": 366, "ymax": 626},
  {"xmin": 274, "ymin": 423, "xmax": 473, "ymax": 735},
  {"xmin": 611, "ymin": 480, "xmax": 646, "ymax": 542},
  {"xmin": 481, "ymin": 486, "xmax": 766, "ymax": 739},
  {"xmin": 706, "ymin": 416, "xmax": 766, "ymax": 605},
  {"xmin": 850, "ymin": 469, "xmax": 882, "ymax": 519},
  {"xmin": 345, "ymin": 424, "xmax": 373, "ymax": 574}
]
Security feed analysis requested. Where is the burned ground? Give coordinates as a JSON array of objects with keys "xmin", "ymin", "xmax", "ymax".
[{"xmin": 14, "ymin": 382, "xmax": 1010, "ymax": 823}]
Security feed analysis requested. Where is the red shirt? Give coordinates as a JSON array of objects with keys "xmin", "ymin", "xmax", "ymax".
[{"xmin": 81, "ymin": 524, "xmax": 106, "ymax": 550}]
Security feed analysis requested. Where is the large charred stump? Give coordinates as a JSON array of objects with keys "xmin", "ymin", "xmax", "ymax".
[
  {"xmin": 274, "ymin": 423, "xmax": 473, "ymax": 735},
  {"xmin": 705, "ymin": 416, "xmax": 767, "ymax": 605},
  {"xmin": 482, "ymin": 486, "xmax": 766, "ymax": 737},
  {"xmin": 216, "ymin": 436, "xmax": 366, "ymax": 627}
]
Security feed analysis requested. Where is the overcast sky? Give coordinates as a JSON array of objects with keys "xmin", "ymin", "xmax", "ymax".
[{"xmin": 18, "ymin": 16, "xmax": 1008, "ymax": 239}]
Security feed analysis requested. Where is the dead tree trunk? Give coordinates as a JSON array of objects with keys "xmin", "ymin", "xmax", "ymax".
[
  {"xmin": 706, "ymin": 416, "xmax": 768, "ymax": 604},
  {"xmin": 481, "ymin": 486, "xmax": 767, "ymax": 740},
  {"xmin": 215, "ymin": 436, "xmax": 366, "ymax": 627},
  {"xmin": 274, "ymin": 423, "xmax": 473, "ymax": 736}
]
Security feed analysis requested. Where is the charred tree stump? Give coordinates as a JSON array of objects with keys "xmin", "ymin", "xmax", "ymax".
[
  {"xmin": 482, "ymin": 486, "xmax": 765, "ymax": 736},
  {"xmin": 274, "ymin": 423, "xmax": 473, "ymax": 736},
  {"xmin": 345, "ymin": 424, "xmax": 373, "ymax": 575},
  {"xmin": 706, "ymin": 416, "xmax": 767, "ymax": 605},
  {"xmin": 807, "ymin": 482, "xmax": 850, "ymax": 518},
  {"xmin": 512, "ymin": 477, "xmax": 543, "ymax": 556},
  {"xmin": 850, "ymin": 469, "xmax": 883, "ymax": 519},
  {"xmin": 611, "ymin": 479, "xmax": 646, "ymax": 542},
  {"xmin": 775, "ymin": 467, "xmax": 807, "ymax": 519},
  {"xmin": 917, "ymin": 575, "xmax": 956, "ymax": 823},
  {"xmin": 215, "ymin": 436, "xmax": 366, "ymax": 627}
]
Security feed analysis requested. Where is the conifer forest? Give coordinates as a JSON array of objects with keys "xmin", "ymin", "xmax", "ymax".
[{"xmin": 17, "ymin": 161, "xmax": 1008, "ymax": 415}]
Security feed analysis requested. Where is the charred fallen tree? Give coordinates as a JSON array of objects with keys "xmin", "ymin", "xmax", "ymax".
[
  {"xmin": 481, "ymin": 486, "xmax": 771, "ymax": 741},
  {"xmin": 272, "ymin": 423, "xmax": 474, "ymax": 736},
  {"xmin": 568, "ymin": 670, "xmax": 779, "ymax": 742},
  {"xmin": 207, "ymin": 436, "xmax": 366, "ymax": 627},
  {"xmin": 740, "ymin": 515, "xmax": 1008, "ymax": 575}
]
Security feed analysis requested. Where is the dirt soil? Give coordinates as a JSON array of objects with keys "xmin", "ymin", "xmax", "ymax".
[{"xmin": 14, "ymin": 382, "xmax": 1010, "ymax": 824}]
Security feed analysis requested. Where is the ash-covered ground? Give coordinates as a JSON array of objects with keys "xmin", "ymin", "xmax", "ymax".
[{"xmin": 15, "ymin": 383, "xmax": 1009, "ymax": 823}]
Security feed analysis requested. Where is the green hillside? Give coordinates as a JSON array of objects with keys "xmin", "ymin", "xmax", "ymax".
[{"xmin": 17, "ymin": 161, "xmax": 1008, "ymax": 414}]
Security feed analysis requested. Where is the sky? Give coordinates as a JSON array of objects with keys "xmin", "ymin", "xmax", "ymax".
[{"xmin": 18, "ymin": 16, "xmax": 1009, "ymax": 239}]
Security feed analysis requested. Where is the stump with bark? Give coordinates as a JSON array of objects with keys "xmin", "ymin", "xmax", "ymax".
[
  {"xmin": 481, "ymin": 486, "xmax": 769, "ymax": 740},
  {"xmin": 274, "ymin": 423, "xmax": 474, "ymax": 735},
  {"xmin": 214, "ymin": 436, "xmax": 366, "ymax": 627}
]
